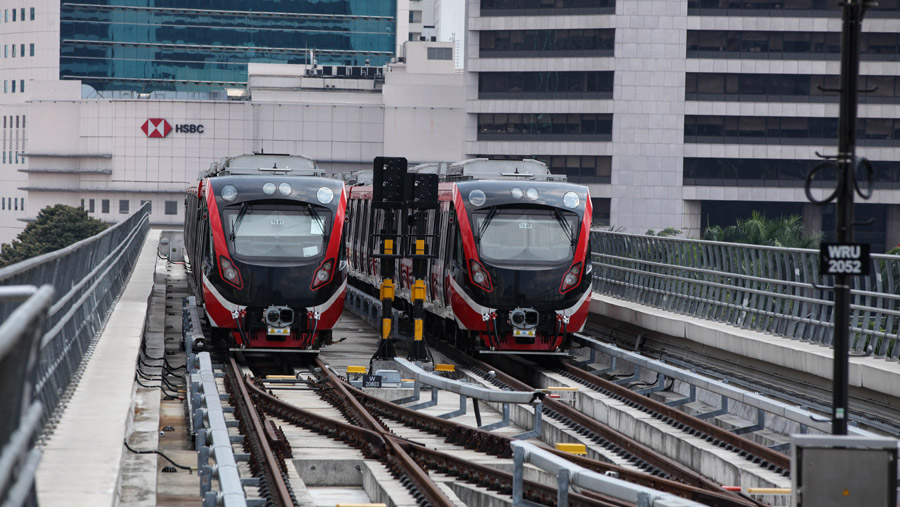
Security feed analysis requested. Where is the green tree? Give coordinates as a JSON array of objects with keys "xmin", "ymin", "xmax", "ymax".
[
  {"xmin": 0, "ymin": 204, "xmax": 107, "ymax": 267},
  {"xmin": 646, "ymin": 227, "xmax": 682, "ymax": 237},
  {"xmin": 702, "ymin": 211, "xmax": 821, "ymax": 248}
]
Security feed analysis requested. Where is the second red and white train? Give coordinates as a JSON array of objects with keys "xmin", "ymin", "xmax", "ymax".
[{"xmin": 347, "ymin": 159, "xmax": 593, "ymax": 354}]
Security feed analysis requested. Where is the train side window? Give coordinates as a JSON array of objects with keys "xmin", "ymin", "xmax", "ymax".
[{"xmin": 453, "ymin": 224, "xmax": 465, "ymax": 264}]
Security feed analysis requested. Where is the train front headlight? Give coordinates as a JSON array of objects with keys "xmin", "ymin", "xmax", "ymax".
[
  {"xmin": 218, "ymin": 256, "xmax": 242, "ymax": 288},
  {"xmin": 559, "ymin": 262, "xmax": 582, "ymax": 294},
  {"xmin": 311, "ymin": 258, "xmax": 335, "ymax": 290},
  {"xmin": 468, "ymin": 189, "xmax": 486, "ymax": 207},
  {"xmin": 221, "ymin": 185, "xmax": 238, "ymax": 202},
  {"xmin": 317, "ymin": 187, "xmax": 334, "ymax": 204},
  {"xmin": 278, "ymin": 183, "xmax": 292, "ymax": 196},
  {"xmin": 263, "ymin": 182, "xmax": 277, "ymax": 195},
  {"xmin": 563, "ymin": 191, "xmax": 580, "ymax": 208}
]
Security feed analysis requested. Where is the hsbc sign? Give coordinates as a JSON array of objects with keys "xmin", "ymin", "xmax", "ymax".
[{"xmin": 141, "ymin": 118, "xmax": 204, "ymax": 138}]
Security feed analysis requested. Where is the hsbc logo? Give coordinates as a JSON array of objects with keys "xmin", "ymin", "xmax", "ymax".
[
  {"xmin": 141, "ymin": 119, "xmax": 205, "ymax": 138},
  {"xmin": 141, "ymin": 118, "xmax": 171, "ymax": 138}
]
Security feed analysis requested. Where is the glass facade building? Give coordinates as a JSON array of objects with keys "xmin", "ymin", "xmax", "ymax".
[{"xmin": 59, "ymin": 0, "xmax": 397, "ymax": 92}]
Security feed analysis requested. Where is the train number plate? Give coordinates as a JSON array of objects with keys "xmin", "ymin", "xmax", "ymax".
[
  {"xmin": 513, "ymin": 329, "xmax": 535, "ymax": 338},
  {"xmin": 267, "ymin": 327, "xmax": 290, "ymax": 336}
]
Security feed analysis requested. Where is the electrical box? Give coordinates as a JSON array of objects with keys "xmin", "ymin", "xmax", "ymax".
[{"xmin": 792, "ymin": 434, "xmax": 898, "ymax": 507}]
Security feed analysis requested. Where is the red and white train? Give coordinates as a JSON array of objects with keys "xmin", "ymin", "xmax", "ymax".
[
  {"xmin": 184, "ymin": 154, "xmax": 347, "ymax": 351},
  {"xmin": 347, "ymin": 159, "xmax": 593, "ymax": 354}
]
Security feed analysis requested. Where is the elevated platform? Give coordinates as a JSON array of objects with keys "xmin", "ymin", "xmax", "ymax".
[
  {"xmin": 590, "ymin": 292, "xmax": 900, "ymax": 403},
  {"xmin": 35, "ymin": 230, "xmax": 161, "ymax": 506}
]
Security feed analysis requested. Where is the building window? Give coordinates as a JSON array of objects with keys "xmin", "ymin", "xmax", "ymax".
[
  {"xmin": 478, "ymin": 154, "xmax": 612, "ymax": 184},
  {"xmin": 427, "ymin": 47, "xmax": 452, "ymax": 60},
  {"xmin": 11, "ymin": 45, "xmax": 15, "ymax": 58},
  {"xmin": 4, "ymin": 46, "xmax": 7, "ymax": 58},
  {"xmin": 20, "ymin": 8, "xmax": 24, "ymax": 21},
  {"xmin": 479, "ymin": 71, "xmax": 614, "ymax": 100},
  {"xmin": 1, "ymin": 198, "xmax": 4, "ymax": 210},
  {"xmin": 480, "ymin": 29, "xmax": 615, "ymax": 58},
  {"xmin": 11, "ymin": 8, "xmax": 15, "ymax": 21},
  {"xmin": 89, "ymin": 199, "xmax": 95, "ymax": 212},
  {"xmin": 29, "ymin": 43, "xmax": 33, "ymax": 57},
  {"xmin": 80, "ymin": 199, "xmax": 85, "ymax": 209},
  {"xmin": 591, "ymin": 198, "xmax": 611, "ymax": 227},
  {"xmin": 409, "ymin": 10, "xmax": 422, "ymax": 23},
  {"xmin": 409, "ymin": 32, "xmax": 421, "ymax": 41},
  {"xmin": 684, "ymin": 115, "xmax": 900, "ymax": 146},
  {"xmin": 481, "ymin": 0, "xmax": 615, "ymax": 16},
  {"xmin": 101, "ymin": 199, "xmax": 109, "ymax": 213},
  {"xmin": 4, "ymin": 10, "xmax": 7, "ymax": 22},
  {"xmin": 19, "ymin": 80, "xmax": 23, "ymax": 93},
  {"xmin": 164, "ymin": 200, "xmax": 178, "ymax": 215},
  {"xmin": 687, "ymin": 30, "xmax": 900, "ymax": 61},
  {"xmin": 13, "ymin": 198, "xmax": 17, "ymax": 210},
  {"xmin": 119, "ymin": 199, "xmax": 129, "ymax": 214},
  {"xmin": 20, "ymin": 44, "xmax": 24, "ymax": 57},
  {"xmin": 477, "ymin": 113, "xmax": 613, "ymax": 141},
  {"xmin": 30, "ymin": 7, "xmax": 34, "ymax": 20},
  {"xmin": 11, "ymin": 81, "xmax": 15, "ymax": 93},
  {"xmin": 688, "ymin": 0, "xmax": 900, "ymax": 18}
]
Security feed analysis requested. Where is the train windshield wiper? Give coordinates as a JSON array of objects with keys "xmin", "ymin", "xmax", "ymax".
[
  {"xmin": 229, "ymin": 202, "xmax": 250, "ymax": 241},
  {"xmin": 553, "ymin": 209, "xmax": 575, "ymax": 245},
  {"xmin": 307, "ymin": 204, "xmax": 328, "ymax": 243},
  {"xmin": 477, "ymin": 207, "xmax": 498, "ymax": 244}
]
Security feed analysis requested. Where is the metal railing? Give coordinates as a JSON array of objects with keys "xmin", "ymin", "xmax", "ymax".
[
  {"xmin": 591, "ymin": 231, "xmax": 900, "ymax": 360},
  {"xmin": 0, "ymin": 203, "xmax": 151, "ymax": 431},
  {"xmin": 0, "ymin": 285, "xmax": 54, "ymax": 507}
]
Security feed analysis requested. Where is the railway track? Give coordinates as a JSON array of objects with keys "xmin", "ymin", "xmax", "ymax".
[{"xmin": 584, "ymin": 316, "xmax": 900, "ymax": 437}]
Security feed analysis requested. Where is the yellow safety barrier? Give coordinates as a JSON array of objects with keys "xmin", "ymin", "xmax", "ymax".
[
  {"xmin": 382, "ymin": 318, "xmax": 392, "ymax": 339},
  {"xmin": 435, "ymin": 364, "xmax": 456, "ymax": 372},
  {"xmin": 384, "ymin": 239, "xmax": 394, "ymax": 255},
  {"xmin": 336, "ymin": 504, "xmax": 388, "ymax": 507},
  {"xmin": 555, "ymin": 443, "xmax": 587, "ymax": 455},
  {"xmin": 346, "ymin": 366, "xmax": 367, "ymax": 375},
  {"xmin": 411, "ymin": 280, "xmax": 426, "ymax": 301},
  {"xmin": 415, "ymin": 239, "xmax": 425, "ymax": 255},
  {"xmin": 414, "ymin": 319, "xmax": 423, "ymax": 341},
  {"xmin": 380, "ymin": 279, "xmax": 394, "ymax": 300},
  {"xmin": 265, "ymin": 375, "xmax": 296, "ymax": 380},
  {"xmin": 540, "ymin": 386, "xmax": 579, "ymax": 392}
]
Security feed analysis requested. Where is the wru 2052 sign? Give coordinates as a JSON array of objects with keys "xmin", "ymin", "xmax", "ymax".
[{"xmin": 819, "ymin": 243, "xmax": 870, "ymax": 276}]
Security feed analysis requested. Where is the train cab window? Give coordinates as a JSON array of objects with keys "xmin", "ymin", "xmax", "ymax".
[
  {"xmin": 223, "ymin": 203, "xmax": 332, "ymax": 260},
  {"xmin": 473, "ymin": 207, "xmax": 578, "ymax": 263}
]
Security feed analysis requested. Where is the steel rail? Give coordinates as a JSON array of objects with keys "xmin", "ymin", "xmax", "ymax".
[
  {"xmin": 312, "ymin": 358, "xmax": 454, "ymax": 507},
  {"xmin": 342, "ymin": 376, "xmax": 751, "ymax": 507},
  {"xmin": 429, "ymin": 339, "xmax": 760, "ymax": 505},
  {"xmin": 224, "ymin": 355, "xmax": 294, "ymax": 507},
  {"xmin": 246, "ymin": 375, "xmax": 605, "ymax": 506},
  {"xmin": 558, "ymin": 362, "xmax": 791, "ymax": 472}
]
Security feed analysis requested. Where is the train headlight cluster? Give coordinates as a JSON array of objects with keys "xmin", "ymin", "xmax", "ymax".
[
  {"xmin": 218, "ymin": 256, "xmax": 242, "ymax": 288},
  {"xmin": 559, "ymin": 262, "xmax": 583, "ymax": 294},
  {"xmin": 311, "ymin": 258, "xmax": 335, "ymax": 290},
  {"xmin": 525, "ymin": 188, "xmax": 539, "ymax": 200},
  {"xmin": 317, "ymin": 186, "xmax": 334, "ymax": 204},
  {"xmin": 221, "ymin": 185, "xmax": 238, "ymax": 202},
  {"xmin": 468, "ymin": 189, "xmax": 486, "ymax": 207},
  {"xmin": 279, "ymin": 183, "xmax": 292, "ymax": 196},
  {"xmin": 563, "ymin": 191, "xmax": 580, "ymax": 208},
  {"xmin": 468, "ymin": 259, "xmax": 493, "ymax": 291},
  {"xmin": 510, "ymin": 187, "xmax": 524, "ymax": 199},
  {"xmin": 262, "ymin": 182, "xmax": 277, "ymax": 195}
]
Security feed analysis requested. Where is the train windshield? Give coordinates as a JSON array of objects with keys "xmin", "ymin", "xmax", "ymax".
[
  {"xmin": 223, "ymin": 203, "xmax": 331, "ymax": 260},
  {"xmin": 473, "ymin": 207, "xmax": 579, "ymax": 264}
]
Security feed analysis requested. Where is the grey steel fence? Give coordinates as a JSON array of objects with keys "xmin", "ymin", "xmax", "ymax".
[
  {"xmin": 0, "ymin": 285, "xmax": 53, "ymax": 507},
  {"xmin": 591, "ymin": 231, "xmax": 900, "ymax": 360},
  {"xmin": 0, "ymin": 203, "xmax": 151, "ymax": 431}
]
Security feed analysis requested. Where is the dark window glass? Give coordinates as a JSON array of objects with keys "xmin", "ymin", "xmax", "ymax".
[
  {"xmin": 686, "ymin": 73, "xmax": 900, "ymax": 102},
  {"xmin": 688, "ymin": 0, "xmax": 900, "ymax": 18},
  {"xmin": 165, "ymin": 200, "xmax": 178, "ymax": 215},
  {"xmin": 480, "ymin": 29, "xmax": 615, "ymax": 58},
  {"xmin": 478, "ymin": 113, "xmax": 612, "ymax": 141},
  {"xmin": 119, "ymin": 199, "xmax": 128, "ymax": 214},
  {"xmin": 687, "ymin": 31, "xmax": 900, "ymax": 60},
  {"xmin": 89, "ymin": 199, "xmax": 95, "ymax": 213},
  {"xmin": 11, "ymin": 9, "xmax": 15, "ymax": 21},
  {"xmin": 479, "ymin": 71, "xmax": 613, "ymax": 99},
  {"xmin": 427, "ymin": 47, "xmax": 452, "ymax": 60},
  {"xmin": 102, "ymin": 199, "xmax": 109, "ymax": 213},
  {"xmin": 29, "ymin": 43, "xmax": 34, "ymax": 57},
  {"xmin": 59, "ymin": 2, "xmax": 397, "ymax": 93},
  {"xmin": 685, "ymin": 115, "xmax": 900, "ymax": 146},
  {"xmin": 591, "ymin": 198, "xmax": 611, "ymax": 227},
  {"xmin": 30, "ymin": 7, "xmax": 34, "ymax": 20},
  {"xmin": 481, "ymin": 0, "xmax": 615, "ymax": 16}
]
